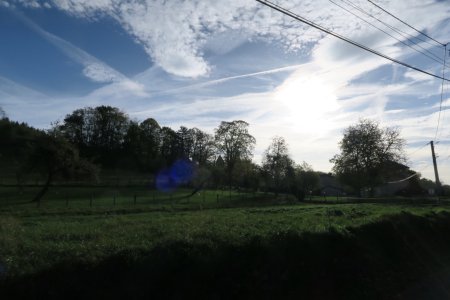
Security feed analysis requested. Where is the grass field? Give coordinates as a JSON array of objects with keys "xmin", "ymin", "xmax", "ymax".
[{"xmin": 2, "ymin": 186, "xmax": 450, "ymax": 298}]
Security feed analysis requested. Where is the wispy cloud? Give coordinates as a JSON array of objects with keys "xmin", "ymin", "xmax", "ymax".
[
  {"xmin": 4, "ymin": 0, "xmax": 450, "ymax": 183},
  {"xmin": 150, "ymin": 64, "xmax": 305, "ymax": 97},
  {"xmin": 13, "ymin": 9, "xmax": 146, "ymax": 96}
]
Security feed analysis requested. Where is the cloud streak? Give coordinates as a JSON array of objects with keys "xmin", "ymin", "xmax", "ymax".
[
  {"xmin": 13, "ymin": 9, "xmax": 146, "ymax": 96},
  {"xmin": 3, "ymin": 0, "xmax": 450, "ymax": 184}
]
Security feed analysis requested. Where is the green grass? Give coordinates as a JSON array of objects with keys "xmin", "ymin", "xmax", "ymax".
[
  {"xmin": 3, "ymin": 187, "xmax": 450, "ymax": 298},
  {"xmin": 1, "ymin": 192, "xmax": 449, "ymax": 279}
]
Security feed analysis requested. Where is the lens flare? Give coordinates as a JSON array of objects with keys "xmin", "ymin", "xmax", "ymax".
[{"xmin": 156, "ymin": 159, "xmax": 196, "ymax": 192}]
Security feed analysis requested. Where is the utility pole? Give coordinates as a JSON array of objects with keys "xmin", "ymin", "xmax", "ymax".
[{"xmin": 430, "ymin": 141, "xmax": 442, "ymax": 195}]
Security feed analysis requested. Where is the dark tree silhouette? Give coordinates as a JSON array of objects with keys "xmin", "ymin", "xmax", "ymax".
[
  {"xmin": 330, "ymin": 119, "xmax": 406, "ymax": 196},
  {"xmin": 23, "ymin": 133, "xmax": 98, "ymax": 204},
  {"xmin": 214, "ymin": 120, "xmax": 256, "ymax": 188},
  {"xmin": 58, "ymin": 106, "xmax": 129, "ymax": 166},
  {"xmin": 262, "ymin": 136, "xmax": 293, "ymax": 196}
]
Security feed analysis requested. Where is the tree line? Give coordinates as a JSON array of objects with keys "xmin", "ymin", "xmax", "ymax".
[
  {"xmin": 0, "ymin": 106, "xmax": 321, "ymax": 202},
  {"xmin": 1, "ymin": 105, "xmax": 446, "ymax": 203}
]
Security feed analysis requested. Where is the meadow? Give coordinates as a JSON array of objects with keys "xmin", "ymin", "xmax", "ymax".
[{"xmin": 1, "ymin": 186, "xmax": 450, "ymax": 299}]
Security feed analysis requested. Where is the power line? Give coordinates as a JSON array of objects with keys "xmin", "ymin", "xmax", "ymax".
[
  {"xmin": 347, "ymin": 0, "xmax": 437, "ymax": 48},
  {"xmin": 365, "ymin": 0, "xmax": 446, "ymax": 47},
  {"xmin": 437, "ymin": 76, "xmax": 450, "ymax": 142},
  {"xmin": 338, "ymin": 0, "xmax": 447, "ymax": 66},
  {"xmin": 435, "ymin": 44, "xmax": 448, "ymax": 140},
  {"xmin": 255, "ymin": 0, "xmax": 450, "ymax": 82},
  {"xmin": 407, "ymin": 142, "xmax": 430, "ymax": 157},
  {"xmin": 386, "ymin": 162, "xmax": 432, "ymax": 184},
  {"xmin": 328, "ymin": 0, "xmax": 448, "ymax": 68},
  {"xmin": 387, "ymin": 172, "xmax": 418, "ymax": 184}
]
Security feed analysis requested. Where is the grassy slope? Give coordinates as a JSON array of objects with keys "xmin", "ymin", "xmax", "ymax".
[{"xmin": 2, "ymin": 192, "xmax": 450, "ymax": 298}]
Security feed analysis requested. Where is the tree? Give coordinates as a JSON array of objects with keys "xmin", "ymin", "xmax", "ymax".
[
  {"xmin": 190, "ymin": 128, "xmax": 215, "ymax": 166},
  {"xmin": 58, "ymin": 106, "xmax": 130, "ymax": 166},
  {"xmin": 20, "ymin": 131, "xmax": 98, "ymax": 204},
  {"xmin": 139, "ymin": 118, "xmax": 162, "ymax": 171},
  {"xmin": 176, "ymin": 126, "xmax": 194, "ymax": 159},
  {"xmin": 0, "ymin": 118, "xmax": 43, "ymax": 186},
  {"xmin": 293, "ymin": 162, "xmax": 319, "ymax": 199},
  {"xmin": 262, "ymin": 136, "xmax": 293, "ymax": 195},
  {"xmin": 160, "ymin": 126, "xmax": 179, "ymax": 166},
  {"xmin": 330, "ymin": 119, "xmax": 406, "ymax": 196},
  {"xmin": 90, "ymin": 106, "xmax": 129, "ymax": 152},
  {"xmin": 214, "ymin": 120, "xmax": 256, "ymax": 186}
]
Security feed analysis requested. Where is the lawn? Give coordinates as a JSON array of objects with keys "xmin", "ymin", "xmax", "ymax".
[{"xmin": 1, "ymin": 187, "xmax": 450, "ymax": 298}]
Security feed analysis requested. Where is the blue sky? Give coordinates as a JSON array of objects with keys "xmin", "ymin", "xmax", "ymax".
[{"xmin": 1, "ymin": 0, "xmax": 450, "ymax": 184}]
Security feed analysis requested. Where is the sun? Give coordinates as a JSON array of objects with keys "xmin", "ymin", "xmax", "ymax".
[{"xmin": 274, "ymin": 74, "xmax": 339, "ymax": 133}]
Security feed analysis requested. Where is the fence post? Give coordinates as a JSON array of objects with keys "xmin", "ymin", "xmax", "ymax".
[{"xmin": 216, "ymin": 194, "xmax": 219, "ymax": 202}]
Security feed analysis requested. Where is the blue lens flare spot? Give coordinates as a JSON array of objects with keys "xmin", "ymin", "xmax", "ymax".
[
  {"xmin": 156, "ymin": 169, "xmax": 177, "ymax": 192},
  {"xmin": 155, "ymin": 159, "xmax": 196, "ymax": 192},
  {"xmin": 170, "ymin": 159, "xmax": 194, "ymax": 185}
]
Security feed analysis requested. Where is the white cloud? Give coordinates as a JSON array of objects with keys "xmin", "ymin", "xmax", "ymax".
[
  {"xmin": 5, "ymin": 0, "xmax": 450, "ymax": 184},
  {"xmin": 13, "ymin": 11, "xmax": 147, "ymax": 96},
  {"xmin": 8, "ymin": 0, "xmax": 450, "ymax": 79},
  {"xmin": 81, "ymin": 63, "xmax": 121, "ymax": 83},
  {"xmin": 3, "ymin": 0, "xmax": 399, "ymax": 77}
]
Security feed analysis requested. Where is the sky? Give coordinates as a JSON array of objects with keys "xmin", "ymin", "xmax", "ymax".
[{"xmin": 1, "ymin": 0, "xmax": 450, "ymax": 184}]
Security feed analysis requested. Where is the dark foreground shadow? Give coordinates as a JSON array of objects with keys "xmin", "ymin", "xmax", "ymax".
[{"xmin": 3, "ymin": 212, "xmax": 450, "ymax": 299}]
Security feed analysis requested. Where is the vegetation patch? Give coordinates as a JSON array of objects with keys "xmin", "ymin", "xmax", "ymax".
[{"xmin": 1, "ymin": 204, "xmax": 450, "ymax": 298}]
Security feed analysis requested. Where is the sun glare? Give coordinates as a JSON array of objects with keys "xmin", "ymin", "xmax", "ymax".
[{"xmin": 274, "ymin": 75, "xmax": 339, "ymax": 133}]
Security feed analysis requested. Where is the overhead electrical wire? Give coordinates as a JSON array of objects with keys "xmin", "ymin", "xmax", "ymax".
[
  {"xmin": 435, "ymin": 44, "xmax": 448, "ymax": 140},
  {"xmin": 385, "ymin": 142, "xmax": 433, "ymax": 184},
  {"xmin": 349, "ymin": 0, "xmax": 438, "ymax": 48},
  {"xmin": 255, "ymin": 0, "xmax": 450, "ymax": 82},
  {"xmin": 386, "ymin": 172, "xmax": 419, "ymax": 184},
  {"xmin": 437, "ymin": 74, "xmax": 450, "ymax": 142},
  {"xmin": 357, "ymin": 1, "xmax": 449, "ymax": 143},
  {"xmin": 255, "ymin": 0, "xmax": 449, "ymax": 184},
  {"xmin": 336, "ymin": 0, "xmax": 448, "ymax": 66},
  {"xmin": 365, "ymin": 0, "xmax": 446, "ymax": 47},
  {"xmin": 407, "ymin": 142, "xmax": 430, "ymax": 157},
  {"xmin": 387, "ymin": 161, "xmax": 434, "ymax": 184}
]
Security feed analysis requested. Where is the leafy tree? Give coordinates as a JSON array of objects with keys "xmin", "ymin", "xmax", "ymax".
[
  {"xmin": 139, "ymin": 118, "xmax": 162, "ymax": 171},
  {"xmin": 91, "ymin": 106, "xmax": 129, "ymax": 152},
  {"xmin": 0, "ymin": 118, "xmax": 42, "ymax": 185},
  {"xmin": 160, "ymin": 126, "xmax": 179, "ymax": 166},
  {"xmin": 214, "ymin": 120, "xmax": 256, "ymax": 186},
  {"xmin": 233, "ymin": 159, "xmax": 261, "ymax": 191},
  {"xmin": 123, "ymin": 121, "xmax": 143, "ymax": 170},
  {"xmin": 60, "ymin": 107, "xmax": 91, "ymax": 148},
  {"xmin": 294, "ymin": 162, "xmax": 320, "ymax": 200},
  {"xmin": 35, "ymin": 136, "xmax": 97, "ymax": 203},
  {"xmin": 176, "ymin": 126, "xmax": 194, "ymax": 159},
  {"xmin": 330, "ymin": 119, "xmax": 406, "ymax": 196},
  {"xmin": 262, "ymin": 136, "xmax": 293, "ymax": 195},
  {"xmin": 58, "ymin": 106, "xmax": 130, "ymax": 166},
  {"xmin": 190, "ymin": 128, "xmax": 215, "ymax": 166}
]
